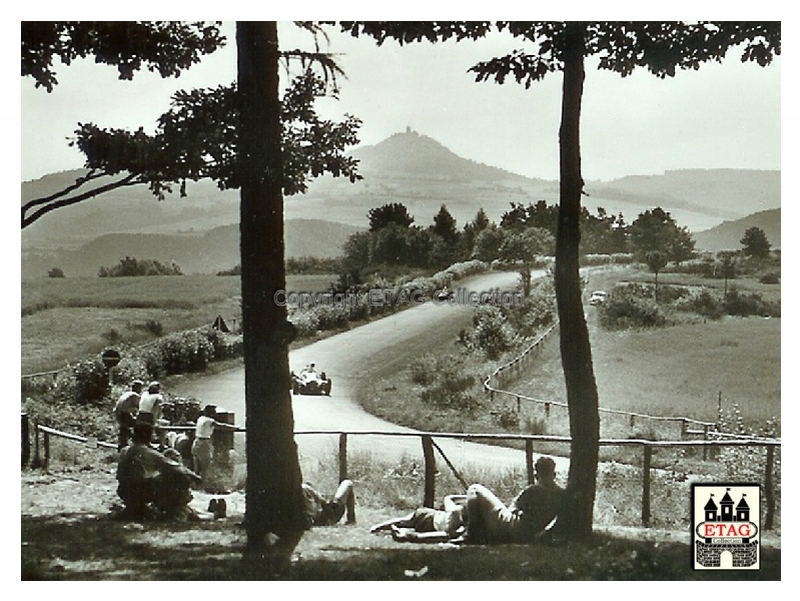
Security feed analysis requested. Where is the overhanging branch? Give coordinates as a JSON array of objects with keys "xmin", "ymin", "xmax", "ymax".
[{"xmin": 22, "ymin": 172, "xmax": 141, "ymax": 228}]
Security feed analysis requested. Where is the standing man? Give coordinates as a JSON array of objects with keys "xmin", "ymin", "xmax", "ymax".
[
  {"xmin": 191, "ymin": 405, "xmax": 237, "ymax": 489},
  {"xmin": 114, "ymin": 379, "xmax": 143, "ymax": 451},
  {"xmin": 138, "ymin": 381, "xmax": 164, "ymax": 424}
]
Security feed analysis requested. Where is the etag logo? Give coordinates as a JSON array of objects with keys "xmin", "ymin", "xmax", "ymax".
[{"xmin": 692, "ymin": 483, "xmax": 761, "ymax": 570}]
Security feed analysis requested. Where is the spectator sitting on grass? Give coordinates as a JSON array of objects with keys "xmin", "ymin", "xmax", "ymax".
[
  {"xmin": 116, "ymin": 419, "xmax": 202, "ymax": 521},
  {"xmin": 463, "ymin": 455, "xmax": 564, "ymax": 544}
]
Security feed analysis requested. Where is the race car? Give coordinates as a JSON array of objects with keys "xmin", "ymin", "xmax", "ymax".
[{"xmin": 291, "ymin": 364, "xmax": 332, "ymax": 396}]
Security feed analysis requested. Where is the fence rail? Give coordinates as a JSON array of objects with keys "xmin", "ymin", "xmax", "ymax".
[
  {"xmin": 22, "ymin": 417, "xmax": 780, "ymax": 530},
  {"xmin": 482, "ymin": 321, "xmax": 777, "ymax": 441}
]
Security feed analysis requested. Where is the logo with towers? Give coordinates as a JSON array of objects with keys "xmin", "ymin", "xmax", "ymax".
[{"xmin": 692, "ymin": 483, "xmax": 760, "ymax": 570}]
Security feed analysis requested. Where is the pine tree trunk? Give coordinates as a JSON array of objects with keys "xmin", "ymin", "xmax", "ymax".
[
  {"xmin": 554, "ymin": 22, "xmax": 600, "ymax": 540},
  {"xmin": 236, "ymin": 21, "xmax": 306, "ymax": 550}
]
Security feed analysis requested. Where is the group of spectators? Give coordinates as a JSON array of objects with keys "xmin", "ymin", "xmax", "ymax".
[
  {"xmin": 113, "ymin": 379, "xmax": 234, "ymax": 521},
  {"xmin": 113, "ymin": 380, "xmax": 565, "ymax": 546}
]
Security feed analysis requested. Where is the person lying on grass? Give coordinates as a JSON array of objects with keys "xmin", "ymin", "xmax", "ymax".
[
  {"xmin": 302, "ymin": 479, "xmax": 356, "ymax": 526},
  {"xmin": 370, "ymin": 494, "xmax": 468, "ymax": 543}
]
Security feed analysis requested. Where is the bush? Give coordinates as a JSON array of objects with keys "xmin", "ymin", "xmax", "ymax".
[
  {"xmin": 724, "ymin": 287, "xmax": 780, "ymax": 318},
  {"xmin": 70, "ymin": 359, "xmax": 111, "ymax": 405},
  {"xmin": 463, "ymin": 306, "xmax": 519, "ymax": 360},
  {"xmin": 408, "ymin": 357, "xmax": 436, "ymax": 385},
  {"xmin": 99, "ymin": 256, "xmax": 182, "ymax": 277},
  {"xmin": 599, "ymin": 294, "xmax": 666, "ymax": 329},
  {"xmin": 416, "ymin": 358, "xmax": 480, "ymax": 412},
  {"xmin": 759, "ymin": 272, "xmax": 780, "ymax": 284},
  {"xmin": 48, "ymin": 267, "xmax": 65, "ymax": 278},
  {"xmin": 493, "ymin": 405, "xmax": 520, "ymax": 429},
  {"xmin": 675, "ymin": 289, "xmax": 725, "ymax": 320}
]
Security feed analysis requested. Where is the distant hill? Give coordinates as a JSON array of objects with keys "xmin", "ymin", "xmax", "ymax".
[
  {"xmin": 692, "ymin": 208, "xmax": 780, "ymax": 252},
  {"xmin": 22, "ymin": 129, "xmax": 780, "ymax": 275},
  {"xmin": 21, "ymin": 219, "xmax": 362, "ymax": 278}
]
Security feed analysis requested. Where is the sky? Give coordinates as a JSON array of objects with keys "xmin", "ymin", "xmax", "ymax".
[{"xmin": 20, "ymin": 20, "xmax": 782, "ymax": 184}]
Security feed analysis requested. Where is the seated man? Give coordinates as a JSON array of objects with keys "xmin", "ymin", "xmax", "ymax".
[
  {"xmin": 302, "ymin": 479, "xmax": 356, "ymax": 527},
  {"xmin": 370, "ymin": 494, "xmax": 467, "ymax": 543},
  {"xmin": 464, "ymin": 455, "xmax": 564, "ymax": 544},
  {"xmin": 116, "ymin": 420, "xmax": 202, "ymax": 520}
]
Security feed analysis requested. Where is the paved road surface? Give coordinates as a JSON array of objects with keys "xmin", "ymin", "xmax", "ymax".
[{"xmin": 171, "ymin": 269, "xmax": 570, "ymax": 478}]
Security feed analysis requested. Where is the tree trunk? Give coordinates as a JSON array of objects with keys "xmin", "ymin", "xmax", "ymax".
[
  {"xmin": 236, "ymin": 21, "xmax": 306, "ymax": 551},
  {"xmin": 554, "ymin": 22, "xmax": 600, "ymax": 540}
]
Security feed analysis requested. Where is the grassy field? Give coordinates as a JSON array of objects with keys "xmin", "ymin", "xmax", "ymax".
[{"xmin": 21, "ymin": 274, "xmax": 337, "ymax": 374}]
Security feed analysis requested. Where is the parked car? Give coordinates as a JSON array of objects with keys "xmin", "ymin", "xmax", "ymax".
[
  {"xmin": 589, "ymin": 290, "xmax": 607, "ymax": 306},
  {"xmin": 291, "ymin": 365, "xmax": 332, "ymax": 396}
]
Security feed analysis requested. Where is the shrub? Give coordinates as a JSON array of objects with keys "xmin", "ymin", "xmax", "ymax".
[
  {"xmin": 523, "ymin": 416, "xmax": 547, "ymax": 435},
  {"xmin": 675, "ymin": 289, "xmax": 725, "ymax": 320},
  {"xmin": 464, "ymin": 306, "xmax": 519, "ymax": 360},
  {"xmin": 289, "ymin": 309, "xmax": 321, "ymax": 338},
  {"xmin": 70, "ymin": 359, "xmax": 110, "ymax": 405},
  {"xmin": 158, "ymin": 330, "xmax": 215, "ymax": 374},
  {"xmin": 99, "ymin": 256, "xmax": 183, "ymax": 277},
  {"xmin": 759, "ymin": 272, "xmax": 780, "ymax": 285},
  {"xmin": 493, "ymin": 405, "xmax": 520, "ymax": 429},
  {"xmin": 48, "ymin": 267, "xmax": 65, "ymax": 278},
  {"xmin": 724, "ymin": 287, "xmax": 780, "ymax": 318},
  {"xmin": 417, "ymin": 359, "xmax": 480, "ymax": 412},
  {"xmin": 599, "ymin": 294, "xmax": 666, "ymax": 330},
  {"xmin": 408, "ymin": 357, "xmax": 436, "ymax": 385},
  {"xmin": 144, "ymin": 320, "xmax": 164, "ymax": 336}
]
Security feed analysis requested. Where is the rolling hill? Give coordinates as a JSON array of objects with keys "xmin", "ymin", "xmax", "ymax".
[
  {"xmin": 692, "ymin": 208, "xmax": 780, "ymax": 252},
  {"xmin": 21, "ymin": 219, "xmax": 362, "ymax": 278},
  {"xmin": 21, "ymin": 128, "xmax": 780, "ymax": 276}
]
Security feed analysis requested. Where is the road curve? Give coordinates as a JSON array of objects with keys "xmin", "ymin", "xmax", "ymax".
[{"xmin": 171, "ymin": 269, "xmax": 570, "ymax": 477}]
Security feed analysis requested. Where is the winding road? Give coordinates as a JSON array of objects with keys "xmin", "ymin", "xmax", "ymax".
[{"xmin": 171, "ymin": 269, "xmax": 570, "ymax": 478}]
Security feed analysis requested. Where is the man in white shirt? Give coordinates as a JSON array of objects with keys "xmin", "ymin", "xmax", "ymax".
[
  {"xmin": 138, "ymin": 381, "xmax": 164, "ymax": 424},
  {"xmin": 191, "ymin": 405, "xmax": 236, "ymax": 488},
  {"xmin": 114, "ymin": 379, "xmax": 143, "ymax": 450}
]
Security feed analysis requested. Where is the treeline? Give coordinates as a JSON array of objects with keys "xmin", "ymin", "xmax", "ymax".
[
  {"xmin": 216, "ymin": 257, "xmax": 339, "ymax": 276},
  {"xmin": 337, "ymin": 201, "xmax": 696, "ymax": 295},
  {"xmin": 99, "ymin": 256, "xmax": 183, "ymax": 277}
]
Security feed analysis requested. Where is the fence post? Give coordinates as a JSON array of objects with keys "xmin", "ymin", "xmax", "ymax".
[
  {"xmin": 764, "ymin": 446, "xmax": 775, "ymax": 531},
  {"xmin": 641, "ymin": 445, "xmax": 652, "ymax": 527},
  {"xmin": 545, "ymin": 403, "xmax": 550, "ymax": 419},
  {"xmin": 43, "ymin": 429, "xmax": 50, "ymax": 471},
  {"xmin": 421, "ymin": 435, "xmax": 435, "ymax": 508},
  {"xmin": 525, "ymin": 440, "xmax": 534, "ymax": 485},
  {"xmin": 32, "ymin": 422, "xmax": 41, "ymax": 469},
  {"xmin": 209, "ymin": 409, "xmax": 235, "ymax": 492},
  {"xmin": 21, "ymin": 413, "xmax": 30, "ymax": 468},
  {"xmin": 702, "ymin": 425, "xmax": 709, "ymax": 461},
  {"xmin": 516, "ymin": 396, "xmax": 521, "ymax": 414},
  {"xmin": 338, "ymin": 433, "xmax": 348, "ymax": 482}
]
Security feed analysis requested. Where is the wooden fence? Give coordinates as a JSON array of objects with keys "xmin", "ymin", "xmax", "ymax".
[{"xmin": 22, "ymin": 416, "xmax": 780, "ymax": 530}]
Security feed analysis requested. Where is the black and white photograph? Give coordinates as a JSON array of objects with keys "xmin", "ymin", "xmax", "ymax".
[{"xmin": 19, "ymin": 16, "xmax": 783, "ymax": 581}]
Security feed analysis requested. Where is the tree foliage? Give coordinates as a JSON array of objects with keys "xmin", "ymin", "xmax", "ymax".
[
  {"xmin": 628, "ymin": 207, "xmax": 695, "ymax": 263},
  {"xmin": 22, "ymin": 21, "xmax": 225, "ymax": 92},
  {"xmin": 98, "ymin": 256, "xmax": 183, "ymax": 277},
  {"xmin": 367, "ymin": 202, "xmax": 415, "ymax": 231},
  {"xmin": 740, "ymin": 226, "xmax": 772, "ymax": 258},
  {"xmin": 21, "ymin": 23, "xmax": 362, "ymax": 228}
]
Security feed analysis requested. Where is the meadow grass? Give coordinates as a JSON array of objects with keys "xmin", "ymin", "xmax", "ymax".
[{"xmin": 21, "ymin": 274, "xmax": 336, "ymax": 374}]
